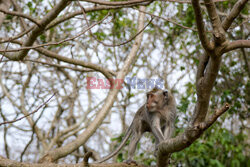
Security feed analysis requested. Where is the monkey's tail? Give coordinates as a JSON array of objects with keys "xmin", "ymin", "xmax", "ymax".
[{"xmin": 94, "ymin": 125, "xmax": 133, "ymax": 163}]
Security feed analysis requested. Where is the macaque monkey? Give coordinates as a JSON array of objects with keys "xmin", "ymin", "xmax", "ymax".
[{"xmin": 95, "ymin": 88, "xmax": 176, "ymax": 163}]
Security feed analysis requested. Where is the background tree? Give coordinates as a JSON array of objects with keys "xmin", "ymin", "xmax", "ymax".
[{"xmin": 0, "ymin": 0, "xmax": 249, "ymax": 167}]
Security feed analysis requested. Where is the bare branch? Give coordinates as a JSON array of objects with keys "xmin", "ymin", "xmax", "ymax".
[
  {"xmin": 0, "ymin": 155, "xmax": 148, "ymax": 167},
  {"xmin": 0, "ymin": 40, "xmax": 116, "ymax": 79},
  {"xmin": 83, "ymin": 152, "xmax": 92, "ymax": 166},
  {"xmin": 135, "ymin": 7, "xmax": 205, "ymax": 32},
  {"xmin": 222, "ymin": 0, "xmax": 249, "ymax": 31},
  {"xmin": 23, "ymin": 59, "xmax": 95, "ymax": 73},
  {"xmin": 0, "ymin": 0, "xmax": 11, "ymax": 27},
  {"xmin": 77, "ymin": 1, "xmax": 153, "ymax": 47},
  {"xmin": 241, "ymin": 48, "xmax": 250, "ymax": 78},
  {"xmin": 0, "ymin": 14, "xmax": 110, "ymax": 53},
  {"xmin": 204, "ymin": 0, "xmax": 226, "ymax": 44},
  {"xmin": 163, "ymin": 0, "xmax": 229, "ymax": 3},
  {"xmin": 0, "ymin": 42, "xmax": 10, "ymax": 62},
  {"xmin": 0, "ymin": 93, "xmax": 56, "ymax": 126},
  {"xmin": 223, "ymin": 40, "xmax": 250, "ymax": 53},
  {"xmin": 191, "ymin": 0, "xmax": 213, "ymax": 52},
  {"xmin": 0, "ymin": 8, "xmax": 40, "ymax": 26},
  {"xmin": 0, "ymin": 27, "xmax": 34, "ymax": 44},
  {"xmin": 35, "ymin": 47, "xmax": 115, "ymax": 79},
  {"xmin": 46, "ymin": 6, "xmax": 125, "ymax": 30},
  {"xmin": 196, "ymin": 53, "xmax": 209, "ymax": 81},
  {"xmin": 75, "ymin": 0, "xmax": 152, "ymax": 6}
]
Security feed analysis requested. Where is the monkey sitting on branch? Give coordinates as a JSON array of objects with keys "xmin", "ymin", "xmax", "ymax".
[{"xmin": 95, "ymin": 88, "xmax": 176, "ymax": 164}]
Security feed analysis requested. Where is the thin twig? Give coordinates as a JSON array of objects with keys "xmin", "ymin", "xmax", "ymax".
[
  {"xmin": 0, "ymin": 8, "xmax": 40, "ymax": 26},
  {"xmin": 0, "ymin": 42, "xmax": 10, "ymax": 62},
  {"xmin": 0, "ymin": 92, "xmax": 56, "ymax": 126},
  {"xmin": 135, "ymin": 8, "xmax": 201, "ymax": 32},
  {"xmin": 23, "ymin": 59, "xmax": 95, "ymax": 72},
  {"xmin": 77, "ymin": 0, "xmax": 154, "ymax": 47},
  {"xmin": 0, "ymin": 15, "xmax": 110, "ymax": 53},
  {"xmin": 0, "ymin": 27, "xmax": 34, "ymax": 44}
]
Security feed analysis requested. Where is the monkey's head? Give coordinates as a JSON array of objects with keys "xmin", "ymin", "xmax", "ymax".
[{"xmin": 146, "ymin": 88, "xmax": 169, "ymax": 112}]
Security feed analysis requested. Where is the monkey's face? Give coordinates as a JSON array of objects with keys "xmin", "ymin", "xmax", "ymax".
[{"xmin": 146, "ymin": 89, "xmax": 168, "ymax": 112}]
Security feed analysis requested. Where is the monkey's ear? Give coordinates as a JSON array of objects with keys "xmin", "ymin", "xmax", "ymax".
[{"xmin": 163, "ymin": 90, "xmax": 168, "ymax": 99}]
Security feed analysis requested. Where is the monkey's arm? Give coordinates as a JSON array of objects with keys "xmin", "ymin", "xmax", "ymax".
[
  {"xmin": 163, "ymin": 108, "xmax": 176, "ymax": 140},
  {"xmin": 94, "ymin": 125, "xmax": 132, "ymax": 163},
  {"xmin": 150, "ymin": 114, "xmax": 164, "ymax": 142},
  {"xmin": 163, "ymin": 122, "xmax": 175, "ymax": 140}
]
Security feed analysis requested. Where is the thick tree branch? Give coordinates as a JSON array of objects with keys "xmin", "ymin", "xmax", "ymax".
[
  {"xmin": 222, "ymin": 0, "xmax": 249, "ymax": 31},
  {"xmin": 0, "ymin": 156, "xmax": 147, "ymax": 167},
  {"xmin": 35, "ymin": 48, "xmax": 115, "ymax": 80},
  {"xmin": 0, "ymin": 0, "xmax": 11, "ymax": 27},
  {"xmin": 193, "ymin": 54, "xmax": 223, "ymax": 126},
  {"xmin": 191, "ymin": 0, "xmax": 213, "ymax": 52},
  {"xmin": 223, "ymin": 40, "xmax": 250, "ymax": 53},
  {"xmin": 191, "ymin": 0, "xmax": 233, "ymax": 126},
  {"xmin": 196, "ymin": 53, "xmax": 209, "ymax": 82},
  {"xmin": 204, "ymin": 0, "xmax": 226, "ymax": 44}
]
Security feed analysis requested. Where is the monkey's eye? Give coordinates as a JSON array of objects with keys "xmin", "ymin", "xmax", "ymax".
[{"xmin": 163, "ymin": 90, "xmax": 168, "ymax": 97}]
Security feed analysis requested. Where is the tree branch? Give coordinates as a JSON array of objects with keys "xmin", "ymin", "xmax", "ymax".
[
  {"xmin": 0, "ymin": 8, "xmax": 40, "ymax": 26},
  {"xmin": 0, "ymin": 14, "xmax": 110, "ymax": 53},
  {"xmin": 0, "ymin": 156, "xmax": 148, "ymax": 167},
  {"xmin": 222, "ymin": 0, "xmax": 249, "ymax": 31},
  {"xmin": 0, "ymin": 92, "xmax": 55, "ymax": 126},
  {"xmin": 75, "ymin": 0, "xmax": 152, "ymax": 6},
  {"xmin": 35, "ymin": 47, "xmax": 115, "ymax": 80},
  {"xmin": 157, "ymin": 103, "xmax": 230, "ymax": 167},
  {"xmin": 77, "ymin": 1, "xmax": 153, "ymax": 47},
  {"xmin": 241, "ymin": 48, "xmax": 250, "ymax": 78},
  {"xmin": 191, "ymin": 0, "xmax": 213, "ymax": 52},
  {"xmin": 163, "ymin": 0, "xmax": 229, "ymax": 3},
  {"xmin": 223, "ymin": 40, "xmax": 250, "ymax": 53},
  {"xmin": 204, "ymin": 0, "xmax": 226, "ymax": 44},
  {"xmin": 46, "ymin": 6, "xmax": 127, "ymax": 30}
]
